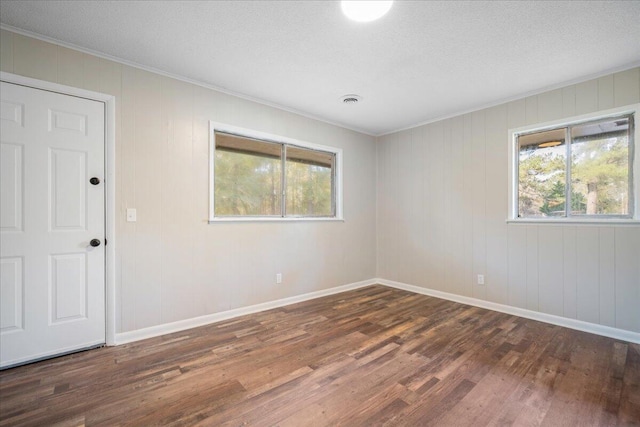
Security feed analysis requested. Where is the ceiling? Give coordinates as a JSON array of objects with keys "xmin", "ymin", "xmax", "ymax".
[{"xmin": 1, "ymin": 1, "xmax": 639, "ymax": 136}]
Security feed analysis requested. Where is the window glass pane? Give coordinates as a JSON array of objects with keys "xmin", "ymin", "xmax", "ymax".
[
  {"xmin": 214, "ymin": 132, "xmax": 282, "ymax": 216},
  {"xmin": 570, "ymin": 117, "xmax": 630, "ymax": 215},
  {"xmin": 285, "ymin": 146, "xmax": 334, "ymax": 216},
  {"xmin": 518, "ymin": 128, "xmax": 567, "ymax": 217}
]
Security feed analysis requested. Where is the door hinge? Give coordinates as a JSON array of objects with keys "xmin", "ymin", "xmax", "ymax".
[{"xmin": 104, "ymin": 238, "xmax": 108, "ymax": 246}]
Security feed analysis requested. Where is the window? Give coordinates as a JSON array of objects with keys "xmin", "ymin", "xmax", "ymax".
[
  {"xmin": 209, "ymin": 123, "xmax": 342, "ymax": 221},
  {"xmin": 509, "ymin": 105, "xmax": 639, "ymax": 222}
]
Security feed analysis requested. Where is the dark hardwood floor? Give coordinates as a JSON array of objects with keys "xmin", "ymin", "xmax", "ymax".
[{"xmin": 1, "ymin": 285, "xmax": 638, "ymax": 426}]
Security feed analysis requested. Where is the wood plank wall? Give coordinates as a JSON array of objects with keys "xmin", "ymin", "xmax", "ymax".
[
  {"xmin": 1, "ymin": 28, "xmax": 638, "ymax": 339},
  {"xmin": 0, "ymin": 29, "xmax": 377, "ymax": 335},
  {"xmin": 376, "ymin": 67, "xmax": 640, "ymax": 334}
]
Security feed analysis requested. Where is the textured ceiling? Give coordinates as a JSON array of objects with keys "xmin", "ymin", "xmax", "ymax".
[{"xmin": 1, "ymin": 1, "xmax": 639, "ymax": 135}]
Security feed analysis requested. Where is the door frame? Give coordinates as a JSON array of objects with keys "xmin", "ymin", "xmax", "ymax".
[{"xmin": 1, "ymin": 71, "xmax": 117, "ymax": 346}]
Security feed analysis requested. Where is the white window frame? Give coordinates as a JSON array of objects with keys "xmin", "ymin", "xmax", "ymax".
[
  {"xmin": 508, "ymin": 104, "xmax": 640, "ymax": 224},
  {"xmin": 209, "ymin": 122, "xmax": 344, "ymax": 222}
]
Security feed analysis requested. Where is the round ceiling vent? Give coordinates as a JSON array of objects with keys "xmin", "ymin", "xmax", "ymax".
[{"xmin": 340, "ymin": 94, "xmax": 362, "ymax": 104}]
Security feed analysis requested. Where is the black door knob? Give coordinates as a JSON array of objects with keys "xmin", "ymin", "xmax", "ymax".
[
  {"xmin": 90, "ymin": 177, "xmax": 100, "ymax": 185},
  {"xmin": 90, "ymin": 239, "xmax": 101, "ymax": 247}
]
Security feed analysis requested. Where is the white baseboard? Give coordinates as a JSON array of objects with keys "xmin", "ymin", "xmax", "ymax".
[
  {"xmin": 115, "ymin": 277, "xmax": 640, "ymax": 346},
  {"xmin": 376, "ymin": 278, "xmax": 640, "ymax": 345},
  {"xmin": 115, "ymin": 278, "xmax": 376, "ymax": 345}
]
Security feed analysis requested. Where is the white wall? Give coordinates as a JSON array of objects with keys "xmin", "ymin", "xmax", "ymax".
[
  {"xmin": 377, "ymin": 67, "xmax": 640, "ymax": 333},
  {"xmin": 2, "ymin": 28, "xmax": 638, "ymax": 338},
  {"xmin": 0, "ymin": 30, "xmax": 377, "ymax": 334}
]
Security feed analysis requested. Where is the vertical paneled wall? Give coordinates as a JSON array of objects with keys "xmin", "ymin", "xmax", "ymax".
[
  {"xmin": 377, "ymin": 67, "xmax": 640, "ymax": 333},
  {"xmin": 2, "ymin": 28, "xmax": 638, "ymax": 337},
  {"xmin": 0, "ymin": 30, "xmax": 377, "ymax": 334}
]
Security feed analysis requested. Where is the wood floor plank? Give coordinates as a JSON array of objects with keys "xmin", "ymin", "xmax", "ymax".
[{"xmin": 1, "ymin": 285, "xmax": 638, "ymax": 426}]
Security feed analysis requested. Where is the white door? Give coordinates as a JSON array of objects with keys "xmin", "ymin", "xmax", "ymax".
[{"xmin": 0, "ymin": 81, "xmax": 105, "ymax": 368}]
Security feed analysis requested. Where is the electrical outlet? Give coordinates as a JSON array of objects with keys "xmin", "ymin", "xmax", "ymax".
[
  {"xmin": 126, "ymin": 208, "xmax": 137, "ymax": 222},
  {"xmin": 276, "ymin": 273, "xmax": 282, "ymax": 284},
  {"xmin": 477, "ymin": 274, "xmax": 485, "ymax": 285}
]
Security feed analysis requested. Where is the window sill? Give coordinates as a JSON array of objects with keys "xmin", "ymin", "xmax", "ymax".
[
  {"xmin": 506, "ymin": 218, "xmax": 640, "ymax": 226},
  {"xmin": 209, "ymin": 216, "xmax": 345, "ymax": 224}
]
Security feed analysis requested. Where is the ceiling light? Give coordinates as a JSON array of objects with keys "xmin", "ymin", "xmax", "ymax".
[
  {"xmin": 341, "ymin": 1, "xmax": 393, "ymax": 22},
  {"xmin": 340, "ymin": 94, "xmax": 362, "ymax": 104}
]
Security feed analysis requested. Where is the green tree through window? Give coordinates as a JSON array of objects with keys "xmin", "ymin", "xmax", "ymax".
[
  {"xmin": 516, "ymin": 115, "xmax": 633, "ymax": 218},
  {"xmin": 213, "ymin": 131, "xmax": 336, "ymax": 218}
]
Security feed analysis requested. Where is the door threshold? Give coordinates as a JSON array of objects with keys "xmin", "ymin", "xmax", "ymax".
[{"xmin": 0, "ymin": 343, "xmax": 105, "ymax": 370}]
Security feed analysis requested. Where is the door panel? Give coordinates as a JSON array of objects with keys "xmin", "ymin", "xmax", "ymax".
[
  {"xmin": 0, "ymin": 81, "xmax": 105, "ymax": 368},
  {"xmin": 50, "ymin": 253, "xmax": 87, "ymax": 323},
  {"xmin": 0, "ymin": 257, "xmax": 23, "ymax": 333},
  {"xmin": 0, "ymin": 100, "xmax": 24, "ymax": 126},
  {"xmin": 0, "ymin": 143, "xmax": 23, "ymax": 232},
  {"xmin": 50, "ymin": 149, "xmax": 87, "ymax": 230},
  {"xmin": 49, "ymin": 109, "xmax": 87, "ymax": 135}
]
